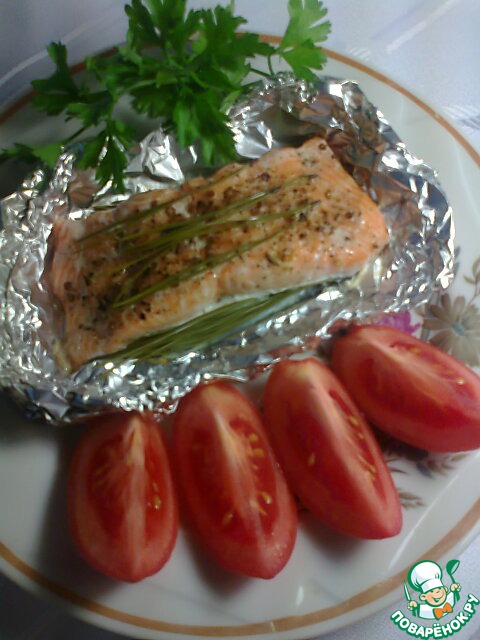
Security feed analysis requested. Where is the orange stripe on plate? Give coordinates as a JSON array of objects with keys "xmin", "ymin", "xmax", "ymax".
[{"xmin": 1, "ymin": 497, "xmax": 479, "ymax": 635}]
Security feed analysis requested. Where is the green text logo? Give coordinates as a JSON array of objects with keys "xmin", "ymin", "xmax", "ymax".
[{"xmin": 390, "ymin": 560, "xmax": 478, "ymax": 637}]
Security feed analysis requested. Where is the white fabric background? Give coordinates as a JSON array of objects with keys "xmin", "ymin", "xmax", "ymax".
[{"xmin": 0, "ymin": 1, "xmax": 479, "ymax": 639}]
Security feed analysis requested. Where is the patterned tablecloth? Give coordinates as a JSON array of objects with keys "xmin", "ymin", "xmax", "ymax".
[{"xmin": 1, "ymin": 1, "xmax": 479, "ymax": 639}]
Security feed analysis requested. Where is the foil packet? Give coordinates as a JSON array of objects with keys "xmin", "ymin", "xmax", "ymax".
[{"xmin": 0, "ymin": 74, "xmax": 455, "ymax": 424}]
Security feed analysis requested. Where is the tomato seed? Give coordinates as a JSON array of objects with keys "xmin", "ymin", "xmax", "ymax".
[
  {"xmin": 221, "ymin": 511, "xmax": 234, "ymax": 526},
  {"xmin": 259, "ymin": 491, "xmax": 273, "ymax": 505},
  {"xmin": 250, "ymin": 499, "xmax": 267, "ymax": 516}
]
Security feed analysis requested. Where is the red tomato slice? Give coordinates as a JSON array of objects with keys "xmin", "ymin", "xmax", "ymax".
[
  {"xmin": 68, "ymin": 411, "xmax": 178, "ymax": 582},
  {"xmin": 332, "ymin": 324, "xmax": 480, "ymax": 452},
  {"xmin": 264, "ymin": 357, "xmax": 402, "ymax": 539},
  {"xmin": 173, "ymin": 381, "xmax": 297, "ymax": 579}
]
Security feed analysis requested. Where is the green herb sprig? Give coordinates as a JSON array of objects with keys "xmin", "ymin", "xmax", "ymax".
[
  {"xmin": 80, "ymin": 173, "xmax": 314, "ymax": 252},
  {"xmin": 110, "ymin": 197, "xmax": 319, "ymax": 307},
  {"xmin": 112, "ymin": 227, "xmax": 282, "ymax": 308},
  {"xmin": 97, "ymin": 285, "xmax": 309, "ymax": 366},
  {"xmin": 0, "ymin": 0, "xmax": 330, "ymax": 191}
]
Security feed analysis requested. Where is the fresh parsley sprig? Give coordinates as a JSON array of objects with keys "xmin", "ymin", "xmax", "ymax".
[
  {"xmin": 276, "ymin": 0, "xmax": 331, "ymax": 80},
  {"xmin": 0, "ymin": 0, "xmax": 331, "ymax": 191}
]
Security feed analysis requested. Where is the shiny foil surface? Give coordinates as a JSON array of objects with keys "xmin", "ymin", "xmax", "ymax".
[{"xmin": 0, "ymin": 74, "xmax": 455, "ymax": 423}]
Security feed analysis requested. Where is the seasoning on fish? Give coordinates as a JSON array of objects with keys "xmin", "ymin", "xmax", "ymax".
[{"xmin": 50, "ymin": 137, "xmax": 389, "ymax": 369}]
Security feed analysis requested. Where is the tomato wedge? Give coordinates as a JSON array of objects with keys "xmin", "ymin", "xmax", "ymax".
[
  {"xmin": 68, "ymin": 411, "xmax": 178, "ymax": 582},
  {"xmin": 173, "ymin": 381, "xmax": 297, "ymax": 579},
  {"xmin": 264, "ymin": 357, "xmax": 402, "ymax": 539},
  {"xmin": 332, "ymin": 324, "xmax": 480, "ymax": 452}
]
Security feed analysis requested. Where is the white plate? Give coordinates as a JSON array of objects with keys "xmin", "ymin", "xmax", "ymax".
[{"xmin": 1, "ymin": 51, "xmax": 480, "ymax": 640}]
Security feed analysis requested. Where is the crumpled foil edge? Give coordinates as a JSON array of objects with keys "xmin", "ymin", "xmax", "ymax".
[{"xmin": 0, "ymin": 73, "xmax": 455, "ymax": 424}]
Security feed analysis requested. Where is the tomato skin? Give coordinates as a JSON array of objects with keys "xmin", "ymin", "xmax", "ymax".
[
  {"xmin": 264, "ymin": 357, "xmax": 402, "ymax": 539},
  {"xmin": 68, "ymin": 411, "xmax": 178, "ymax": 582},
  {"xmin": 173, "ymin": 381, "xmax": 297, "ymax": 579},
  {"xmin": 332, "ymin": 325, "xmax": 480, "ymax": 452}
]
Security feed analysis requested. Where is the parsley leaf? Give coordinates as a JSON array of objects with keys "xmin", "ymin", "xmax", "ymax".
[
  {"xmin": 30, "ymin": 43, "xmax": 80, "ymax": 115},
  {"xmin": 280, "ymin": 43, "xmax": 329, "ymax": 82},
  {"xmin": 33, "ymin": 142, "xmax": 66, "ymax": 167},
  {"xmin": 78, "ymin": 119, "xmax": 136, "ymax": 191},
  {"xmin": 0, "ymin": 141, "xmax": 65, "ymax": 168},
  {"xmin": 281, "ymin": 0, "xmax": 331, "ymax": 50},
  {"xmin": 277, "ymin": 0, "xmax": 331, "ymax": 81}
]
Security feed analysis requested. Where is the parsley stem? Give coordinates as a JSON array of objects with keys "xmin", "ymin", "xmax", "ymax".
[
  {"xmin": 64, "ymin": 124, "xmax": 89, "ymax": 145},
  {"xmin": 250, "ymin": 67, "xmax": 271, "ymax": 79},
  {"xmin": 267, "ymin": 54, "xmax": 275, "ymax": 77}
]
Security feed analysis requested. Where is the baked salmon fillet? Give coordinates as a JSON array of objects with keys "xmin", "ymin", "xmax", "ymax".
[{"xmin": 50, "ymin": 137, "xmax": 389, "ymax": 369}]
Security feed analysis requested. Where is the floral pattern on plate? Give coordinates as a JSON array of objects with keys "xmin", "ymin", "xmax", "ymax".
[
  {"xmin": 421, "ymin": 257, "xmax": 480, "ymax": 367},
  {"xmin": 374, "ymin": 251, "xmax": 480, "ymax": 508}
]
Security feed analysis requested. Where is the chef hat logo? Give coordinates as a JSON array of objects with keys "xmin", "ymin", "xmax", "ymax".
[{"xmin": 408, "ymin": 560, "xmax": 444, "ymax": 594}]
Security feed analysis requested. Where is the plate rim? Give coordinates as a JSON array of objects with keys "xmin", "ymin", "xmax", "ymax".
[
  {"xmin": 1, "ymin": 496, "xmax": 480, "ymax": 638},
  {"xmin": 1, "ymin": 46, "xmax": 480, "ymax": 639}
]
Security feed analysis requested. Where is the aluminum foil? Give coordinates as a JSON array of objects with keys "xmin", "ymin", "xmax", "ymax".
[{"xmin": 0, "ymin": 74, "xmax": 455, "ymax": 424}]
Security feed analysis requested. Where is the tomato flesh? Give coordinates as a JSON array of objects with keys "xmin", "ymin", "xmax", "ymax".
[
  {"xmin": 173, "ymin": 381, "xmax": 297, "ymax": 579},
  {"xmin": 264, "ymin": 357, "xmax": 402, "ymax": 539},
  {"xmin": 332, "ymin": 325, "xmax": 480, "ymax": 452},
  {"xmin": 68, "ymin": 411, "xmax": 178, "ymax": 582}
]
